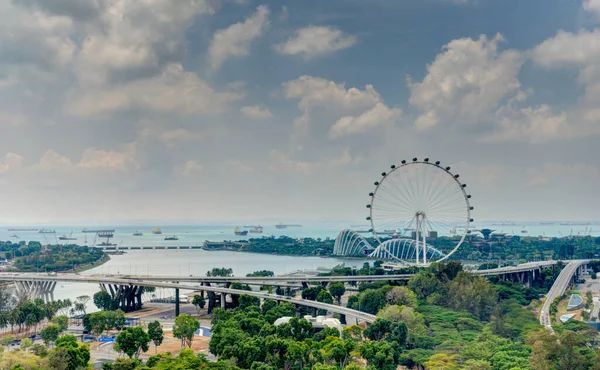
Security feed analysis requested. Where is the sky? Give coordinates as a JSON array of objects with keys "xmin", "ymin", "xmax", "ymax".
[{"xmin": 0, "ymin": 0, "xmax": 599, "ymax": 225}]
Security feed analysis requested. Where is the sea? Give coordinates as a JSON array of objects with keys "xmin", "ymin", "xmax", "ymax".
[
  {"xmin": 1, "ymin": 221, "xmax": 598, "ymax": 247},
  {"xmin": 1, "ymin": 221, "xmax": 598, "ymax": 314}
]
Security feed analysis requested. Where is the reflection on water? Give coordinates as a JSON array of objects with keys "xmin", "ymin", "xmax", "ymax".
[{"xmin": 52, "ymin": 249, "xmax": 371, "ymax": 313}]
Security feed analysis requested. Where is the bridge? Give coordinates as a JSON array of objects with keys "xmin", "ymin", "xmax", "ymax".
[
  {"xmin": 0, "ymin": 259, "xmax": 584, "ymax": 326},
  {"xmin": 539, "ymin": 259, "xmax": 589, "ymax": 332},
  {"xmin": 0, "ymin": 273, "xmax": 376, "ymax": 324}
]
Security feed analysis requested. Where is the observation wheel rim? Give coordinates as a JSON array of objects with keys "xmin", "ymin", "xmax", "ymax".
[{"xmin": 368, "ymin": 160, "xmax": 472, "ymax": 263}]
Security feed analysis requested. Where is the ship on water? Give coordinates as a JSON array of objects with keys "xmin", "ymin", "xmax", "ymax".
[
  {"xmin": 133, "ymin": 231, "xmax": 143, "ymax": 236},
  {"xmin": 58, "ymin": 232, "xmax": 77, "ymax": 241},
  {"xmin": 38, "ymin": 229, "xmax": 56, "ymax": 234},
  {"xmin": 249, "ymin": 225, "xmax": 263, "ymax": 233},
  {"xmin": 82, "ymin": 228, "xmax": 115, "ymax": 233},
  {"xmin": 275, "ymin": 223, "xmax": 287, "ymax": 229},
  {"xmin": 234, "ymin": 227, "xmax": 249, "ymax": 236},
  {"xmin": 164, "ymin": 235, "xmax": 179, "ymax": 241},
  {"xmin": 8, "ymin": 228, "xmax": 38, "ymax": 232},
  {"xmin": 152, "ymin": 228, "xmax": 162, "ymax": 235}
]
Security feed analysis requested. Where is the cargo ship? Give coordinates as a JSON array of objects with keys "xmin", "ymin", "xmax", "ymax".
[
  {"xmin": 8, "ymin": 228, "xmax": 38, "ymax": 232},
  {"xmin": 133, "ymin": 231, "xmax": 143, "ymax": 236},
  {"xmin": 82, "ymin": 228, "xmax": 115, "ymax": 233},
  {"xmin": 152, "ymin": 228, "xmax": 162, "ymax": 234},
  {"xmin": 275, "ymin": 223, "xmax": 287, "ymax": 229},
  {"xmin": 164, "ymin": 235, "xmax": 178, "ymax": 241},
  {"xmin": 58, "ymin": 232, "xmax": 77, "ymax": 241},
  {"xmin": 249, "ymin": 225, "xmax": 263, "ymax": 233},
  {"xmin": 234, "ymin": 227, "xmax": 248, "ymax": 236},
  {"xmin": 38, "ymin": 229, "xmax": 56, "ymax": 234}
]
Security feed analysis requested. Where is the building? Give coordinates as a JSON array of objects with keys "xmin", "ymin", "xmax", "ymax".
[{"xmin": 274, "ymin": 316, "xmax": 343, "ymax": 334}]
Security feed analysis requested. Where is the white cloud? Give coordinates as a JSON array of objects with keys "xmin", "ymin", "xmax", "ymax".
[
  {"xmin": 36, "ymin": 149, "xmax": 73, "ymax": 170},
  {"xmin": 283, "ymin": 75, "xmax": 399, "ymax": 142},
  {"xmin": 283, "ymin": 76, "xmax": 381, "ymax": 111},
  {"xmin": 409, "ymin": 33, "xmax": 525, "ymax": 130},
  {"xmin": 209, "ymin": 5, "xmax": 270, "ymax": 70},
  {"xmin": 531, "ymin": 29, "xmax": 600, "ymax": 83},
  {"xmin": 78, "ymin": 148, "xmax": 138, "ymax": 171},
  {"xmin": 584, "ymin": 0, "xmax": 600, "ymax": 17},
  {"xmin": 483, "ymin": 105, "xmax": 569, "ymax": 143},
  {"xmin": 35, "ymin": 147, "xmax": 137, "ymax": 172},
  {"xmin": 68, "ymin": 64, "xmax": 244, "ymax": 116},
  {"xmin": 241, "ymin": 105, "xmax": 273, "ymax": 119},
  {"xmin": 0, "ymin": 153, "xmax": 24, "ymax": 174},
  {"xmin": 330, "ymin": 103, "xmax": 401, "ymax": 138},
  {"xmin": 275, "ymin": 26, "xmax": 356, "ymax": 60},
  {"xmin": 75, "ymin": 0, "xmax": 218, "ymax": 86},
  {"xmin": 176, "ymin": 160, "xmax": 204, "ymax": 177}
]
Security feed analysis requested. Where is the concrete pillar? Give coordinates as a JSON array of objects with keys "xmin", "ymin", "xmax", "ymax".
[
  {"xmin": 220, "ymin": 293, "xmax": 226, "ymax": 309},
  {"xmin": 175, "ymin": 288, "xmax": 180, "ymax": 317}
]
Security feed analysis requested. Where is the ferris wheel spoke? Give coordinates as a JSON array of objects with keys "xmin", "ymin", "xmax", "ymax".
[
  {"xmin": 425, "ymin": 174, "xmax": 458, "ymax": 211},
  {"xmin": 383, "ymin": 173, "xmax": 418, "ymax": 210},
  {"xmin": 375, "ymin": 183, "xmax": 414, "ymax": 210}
]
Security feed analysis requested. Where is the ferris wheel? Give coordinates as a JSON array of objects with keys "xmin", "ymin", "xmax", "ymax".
[{"xmin": 366, "ymin": 158, "xmax": 473, "ymax": 265}]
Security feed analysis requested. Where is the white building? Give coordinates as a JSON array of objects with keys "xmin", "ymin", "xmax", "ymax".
[{"xmin": 274, "ymin": 315, "xmax": 343, "ymax": 334}]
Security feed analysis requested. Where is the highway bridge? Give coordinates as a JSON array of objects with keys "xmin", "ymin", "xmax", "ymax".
[
  {"xmin": 539, "ymin": 259, "xmax": 589, "ymax": 332},
  {"xmin": 0, "ymin": 259, "xmax": 582, "ymax": 326},
  {"xmin": 0, "ymin": 273, "xmax": 376, "ymax": 324}
]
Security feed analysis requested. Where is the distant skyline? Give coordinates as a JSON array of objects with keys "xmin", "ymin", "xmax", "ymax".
[{"xmin": 1, "ymin": 0, "xmax": 599, "ymax": 224}]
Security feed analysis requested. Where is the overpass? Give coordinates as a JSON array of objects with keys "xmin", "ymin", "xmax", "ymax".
[
  {"xmin": 0, "ymin": 273, "xmax": 376, "ymax": 323},
  {"xmin": 539, "ymin": 259, "xmax": 589, "ymax": 332},
  {"xmin": 0, "ymin": 260, "xmax": 576, "ymax": 325}
]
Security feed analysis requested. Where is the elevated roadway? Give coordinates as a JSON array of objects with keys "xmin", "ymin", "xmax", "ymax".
[
  {"xmin": 539, "ymin": 259, "xmax": 589, "ymax": 332},
  {"xmin": 0, "ymin": 273, "xmax": 376, "ymax": 323}
]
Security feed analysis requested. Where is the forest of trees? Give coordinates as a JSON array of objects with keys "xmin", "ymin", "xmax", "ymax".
[
  {"xmin": 1, "ymin": 241, "xmax": 107, "ymax": 272},
  {"xmin": 207, "ymin": 234, "xmax": 600, "ymax": 263}
]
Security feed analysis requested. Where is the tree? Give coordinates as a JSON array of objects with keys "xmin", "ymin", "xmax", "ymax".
[
  {"xmin": 173, "ymin": 314, "xmax": 200, "ymax": 348},
  {"xmin": 364, "ymin": 318, "xmax": 392, "ymax": 341},
  {"xmin": 54, "ymin": 334, "xmax": 90, "ymax": 370},
  {"xmin": 239, "ymin": 295, "xmax": 261, "ymax": 310},
  {"xmin": 328, "ymin": 282, "xmax": 346, "ymax": 304},
  {"xmin": 105, "ymin": 309, "xmax": 125, "ymax": 331},
  {"xmin": 115, "ymin": 326, "xmax": 150, "ymax": 359},
  {"xmin": 424, "ymin": 353, "xmax": 461, "ymax": 370},
  {"xmin": 40, "ymin": 324, "xmax": 60, "ymax": 346},
  {"xmin": 89, "ymin": 311, "xmax": 107, "ymax": 337},
  {"xmin": 148, "ymin": 321, "xmax": 164, "ymax": 354},
  {"xmin": 73, "ymin": 295, "xmax": 90, "ymax": 315},
  {"xmin": 20, "ymin": 337, "xmax": 32, "ymax": 350},
  {"xmin": 302, "ymin": 286, "xmax": 324, "ymax": 301},
  {"xmin": 206, "ymin": 267, "xmax": 233, "ymax": 277},
  {"xmin": 386, "ymin": 286, "xmax": 417, "ymax": 307},
  {"xmin": 93, "ymin": 291, "xmax": 114, "ymax": 311},
  {"xmin": 316, "ymin": 290, "xmax": 334, "ymax": 315},
  {"xmin": 192, "ymin": 295, "xmax": 206, "ymax": 314},
  {"xmin": 358, "ymin": 289, "xmax": 387, "ymax": 315},
  {"xmin": 52, "ymin": 315, "xmax": 69, "ymax": 332}
]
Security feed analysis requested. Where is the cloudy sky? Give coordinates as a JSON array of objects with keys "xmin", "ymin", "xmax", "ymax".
[{"xmin": 0, "ymin": 0, "xmax": 599, "ymax": 225}]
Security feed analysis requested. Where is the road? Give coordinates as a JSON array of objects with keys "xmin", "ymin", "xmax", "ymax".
[
  {"xmin": 539, "ymin": 259, "xmax": 589, "ymax": 332},
  {"xmin": 0, "ymin": 273, "xmax": 378, "ymax": 323}
]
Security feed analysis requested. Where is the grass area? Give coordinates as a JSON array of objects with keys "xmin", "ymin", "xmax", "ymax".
[
  {"xmin": 73, "ymin": 253, "xmax": 111, "ymax": 273},
  {"xmin": 567, "ymin": 290, "xmax": 582, "ymax": 294}
]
